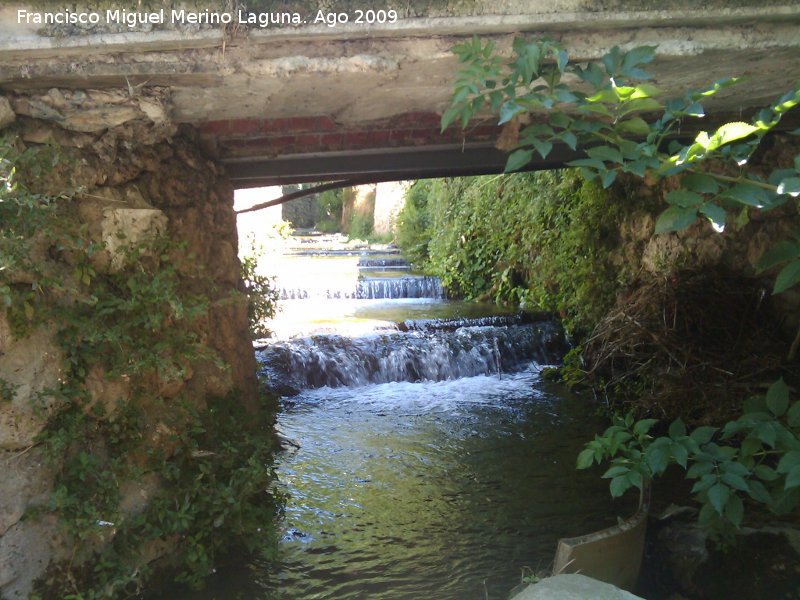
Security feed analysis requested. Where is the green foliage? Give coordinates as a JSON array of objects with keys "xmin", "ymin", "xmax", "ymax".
[
  {"xmin": 345, "ymin": 211, "xmax": 374, "ymax": 240},
  {"xmin": 1, "ymin": 133, "xmax": 282, "ymax": 597},
  {"xmin": 315, "ymin": 187, "xmax": 343, "ymax": 232},
  {"xmin": 578, "ymin": 379, "xmax": 800, "ymax": 542},
  {"xmin": 394, "ymin": 171, "xmax": 644, "ymax": 334},
  {"xmin": 131, "ymin": 396, "xmax": 282, "ymax": 590},
  {"xmin": 443, "ymin": 37, "xmax": 800, "ymax": 296},
  {"xmin": 240, "ymin": 235, "xmax": 279, "ymax": 340},
  {"xmin": 442, "ymin": 37, "xmax": 800, "ymax": 544},
  {"xmin": 394, "ymin": 179, "xmax": 433, "ymax": 268}
]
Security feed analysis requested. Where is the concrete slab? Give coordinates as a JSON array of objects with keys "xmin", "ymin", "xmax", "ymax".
[{"xmin": 511, "ymin": 574, "xmax": 645, "ymax": 600}]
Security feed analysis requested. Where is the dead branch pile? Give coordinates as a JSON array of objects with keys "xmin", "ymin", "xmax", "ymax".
[{"xmin": 582, "ymin": 270, "xmax": 791, "ymax": 424}]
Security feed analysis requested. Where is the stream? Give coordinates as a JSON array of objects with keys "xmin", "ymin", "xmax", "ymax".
[{"xmin": 179, "ymin": 235, "xmax": 628, "ymax": 599}]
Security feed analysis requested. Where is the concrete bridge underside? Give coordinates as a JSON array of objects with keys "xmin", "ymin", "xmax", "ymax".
[{"xmin": 1, "ymin": 1, "xmax": 799, "ymax": 186}]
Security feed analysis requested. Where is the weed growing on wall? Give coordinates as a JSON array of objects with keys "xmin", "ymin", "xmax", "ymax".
[{"xmin": 1, "ymin": 133, "xmax": 282, "ymax": 597}]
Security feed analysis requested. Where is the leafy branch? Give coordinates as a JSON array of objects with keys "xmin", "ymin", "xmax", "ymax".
[
  {"xmin": 578, "ymin": 379, "xmax": 800, "ymax": 541},
  {"xmin": 442, "ymin": 37, "xmax": 800, "ymax": 294}
]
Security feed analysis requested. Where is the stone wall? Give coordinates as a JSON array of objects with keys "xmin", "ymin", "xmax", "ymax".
[
  {"xmin": 608, "ymin": 135, "xmax": 800, "ymax": 328},
  {"xmin": 0, "ymin": 88, "xmax": 257, "ymax": 598}
]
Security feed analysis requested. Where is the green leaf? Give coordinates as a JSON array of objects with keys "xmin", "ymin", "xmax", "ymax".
[
  {"xmin": 754, "ymin": 464, "xmax": 779, "ymax": 482},
  {"xmin": 669, "ymin": 419, "xmax": 687, "ymax": 439},
  {"xmin": 627, "ymin": 469, "xmax": 643, "ymax": 489},
  {"xmin": 708, "ymin": 122, "xmax": 760, "ymax": 150},
  {"xmin": 700, "ymin": 203, "xmax": 726, "ymax": 230},
  {"xmin": 755, "ymin": 422, "xmax": 778, "ymax": 448},
  {"xmin": 505, "ymin": 149, "xmax": 534, "ymax": 172},
  {"xmin": 531, "ymin": 138, "xmax": 553, "ymax": 159},
  {"xmin": 619, "ymin": 98, "xmax": 662, "ymax": 117},
  {"xmin": 683, "ymin": 102, "xmax": 705, "ymax": 117},
  {"xmin": 587, "ymin": 145, "xmax": 623, "ymax": 164},
  {"xmin": 766, "ymin": 378, "xmax": 790, "ymax": 417},
  {"xmin": 747, "ymin": 479, "xmax": 773, "ymax": 504},
  {"xmin": 687, "ymin": 461, "xmax": 714, "ymax": 479},
  {"xmin": 708, "ymin": 482, "xmax": 730, "ymax": 514},
  {"xmin": 655, "ymin": 206, "xmax": 698, "ymax": 234},
  {"xmin": 724, "ymin": 494, "xmax": 744, "ymax": 528},
  {"xmin": 574, "ymin": 62, "xmax": 605, "ymax": 88},
  {"xmin": 556, "ymin": 48, "xmax": 569, "ymax": 73},
  {"xmin": 665, "ymin": 189, "xmax": 703, "ymax": 208},
  {"xmin": 645, "ymin": 445, "xmax": 669, "ymax": 474},
  {"xmin": 441, "ymin": 105, "xmax": 464, "ymax": 131},
  {"xmin": 498, "ymin": 103, "xmax": 522, "ymax": 125},
  {"xmin": 777, "ymin": 450, "xmax": 800, "ymax": 474},
  {"xmin": 633, "ymin": 418, "xmax": 659, "ymax": 437},
  {"xmin": 773, "ymin": 260, "xmax": 800, "ymax": 294},
  {"xmin": 777, "ymin": 177, "xmax": 800, "ymax": 197},
  {"xmin": 682, "ymin": 173, "xmax": 720, "ymax": 194},
  {"xmin": 692, "ymin": 473, "xmax": 717, "ymax": 493},
  {"xmin": 721, "ymin": 472, "xmax": 749, "ymax": 492},
  {"xmin": 690, "ymin": 426, "xmax": 718, "ymax": 445},
  {"xmin": 723, "ymin": 183, "xmax": 771, "ymax": 208},
  {"xmin": 601, "ymin": 169, "xmax": 617, "ymax": 189},
  {"xmin": 567, "ymin": 158, "xmax": 606, "ymax": 170},
  {"xmin": 602, "ymin": 465, "xmax": 630, "ymax": 479},
  {"xmin": 756, "ymin": 241, "xmax": 800, "ymax": 272},
  {"xmin": 616, "ymin": 117, "xmax": 650, "ymax": 136},
  {"xmin": 785, "ymin": 465, "xmax": 800, "ymax": 490},
  {"xmin": 560, "ymin": 131, "xmax": 578, "ymax": 151},
  {"xmin": 610, "ymin": 475, "xmax": 632, "ymax": 498},
  {"xmin": 621, "ymin": 45, "xmax": 657, "ymax": 70},
  {"xmin": 787, "ymin": 401, "xmax": 800, "ymax": 428},
  {"xmin": 690, "ymin": 76, "xmax": 740, "ymax": 100},
  {"xmin": 577, "ymin": 448, "xmax": 595, "ymax": 469},
  {"xmin": 671, "ymin": 442, "xmax": 689, "ymax": 468}
]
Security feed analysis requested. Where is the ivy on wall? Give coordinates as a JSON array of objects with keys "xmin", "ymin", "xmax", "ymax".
[{"xmin": 1, "ymin": 133, "xmax": 283, "ymax": 598}]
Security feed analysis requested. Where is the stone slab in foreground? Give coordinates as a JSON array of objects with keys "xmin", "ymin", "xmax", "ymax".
[{"xmin": 512, "ymin": 574, "xmax": 645, "ymax": 600}]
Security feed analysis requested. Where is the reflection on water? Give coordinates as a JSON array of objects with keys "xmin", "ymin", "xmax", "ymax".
[{"xmin": 169, "ymin": 237, "xmax": 626, "ymax": 600}]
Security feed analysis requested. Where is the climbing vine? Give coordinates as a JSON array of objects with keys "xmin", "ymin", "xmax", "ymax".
[{"xmin": 1, "ymin": 133, "xmax": 282, "ymax": 597}]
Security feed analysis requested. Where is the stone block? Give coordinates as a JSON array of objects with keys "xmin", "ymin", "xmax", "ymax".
[
  {"xmin": 0, "ymin": 316, "xmax": 63, "ymax": 450},
  {"xmin": 0, "ymin": 448, "xmax": 53, "ymax": 538},
  {"xmin": 511, "ymin": 574, "xmax": 644, "ymax": 600},
  {"xmin": 0, "ymin": 97, "xmax": 14, "ymax": 130},
  {"xmin": 0, "ymin": 519, "xmax": 61, "ymax": 600},
  {"xmin": 101, "ymin": 207, "xmax": 168, "ymax": 271}
]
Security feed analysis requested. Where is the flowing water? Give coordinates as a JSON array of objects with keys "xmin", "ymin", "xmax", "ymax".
[{"xmin": 176, "ymin": 235, "xmax": 627, "ymax": 600}]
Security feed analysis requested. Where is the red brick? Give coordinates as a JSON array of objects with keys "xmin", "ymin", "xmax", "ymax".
[
  {"xmin": 261, "ymin": 118, "xmax": 290, "ymax": 134},
  {"xmin": 315, "ymin": 116, "xmax": 339, "ymax": 132},
  {"xmin": 320, "ymin": 133, "xmax": 345, "ymax": 149},
  {"xmin": 388, "ymin": 129, "xmax": 414, "ymax": 144},
  {"xmin": 294, "ymin": 133, "xmax": 321, "ymax": 149},
  {"xmin": 367, "ymin": 130, "xmax": 391, "ymax": 146},
  {"xmin": 390, "ymin": 111, "xmax": 440, "ymax": 128},
  {"xmin": 288, "ymin": 116, "xmax": 320, "ymax": 132},
  {"xmin": 344, "ymin": 131, "xmax": 370, "ymax": 148},
  {"xmin": 226, "ymin": 119, "xmax": 262, "ymax": 136},
  {"xmin": 198, "ymin": 119, "xmax": 231, "ymax": 136},
  {"xmin": 264, "ymin": 135, "xmax": 297, "ymax": 151}
]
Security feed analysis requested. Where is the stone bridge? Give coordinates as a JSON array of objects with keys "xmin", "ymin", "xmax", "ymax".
[
  {"xmin": 0, "ymin": 2, "xmax": 799, "ymax": 597},
  {"xmin": 2, "ymin": 1, "xmax": 799, "ymax": 187}
]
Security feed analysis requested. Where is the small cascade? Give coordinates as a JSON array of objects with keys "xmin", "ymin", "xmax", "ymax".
[
  {"xmin": 357, "ymin": 256, "xmax": 409, "ymax": 268},
  {"xmin": 258, "ymin": 321, "xmax": 565, "ymax": 392},
  {"xmin": 355, "ymin": 275, "xmax": 444, "ymax": 299},
  {"xmin": 278, "ymin": 275, "xmax": 444, "ymax": 300}
]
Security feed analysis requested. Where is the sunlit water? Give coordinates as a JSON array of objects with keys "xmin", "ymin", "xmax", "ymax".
[{"xmin": 171, "ymin": 237, "xmax": 628, "ymax": 600}]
